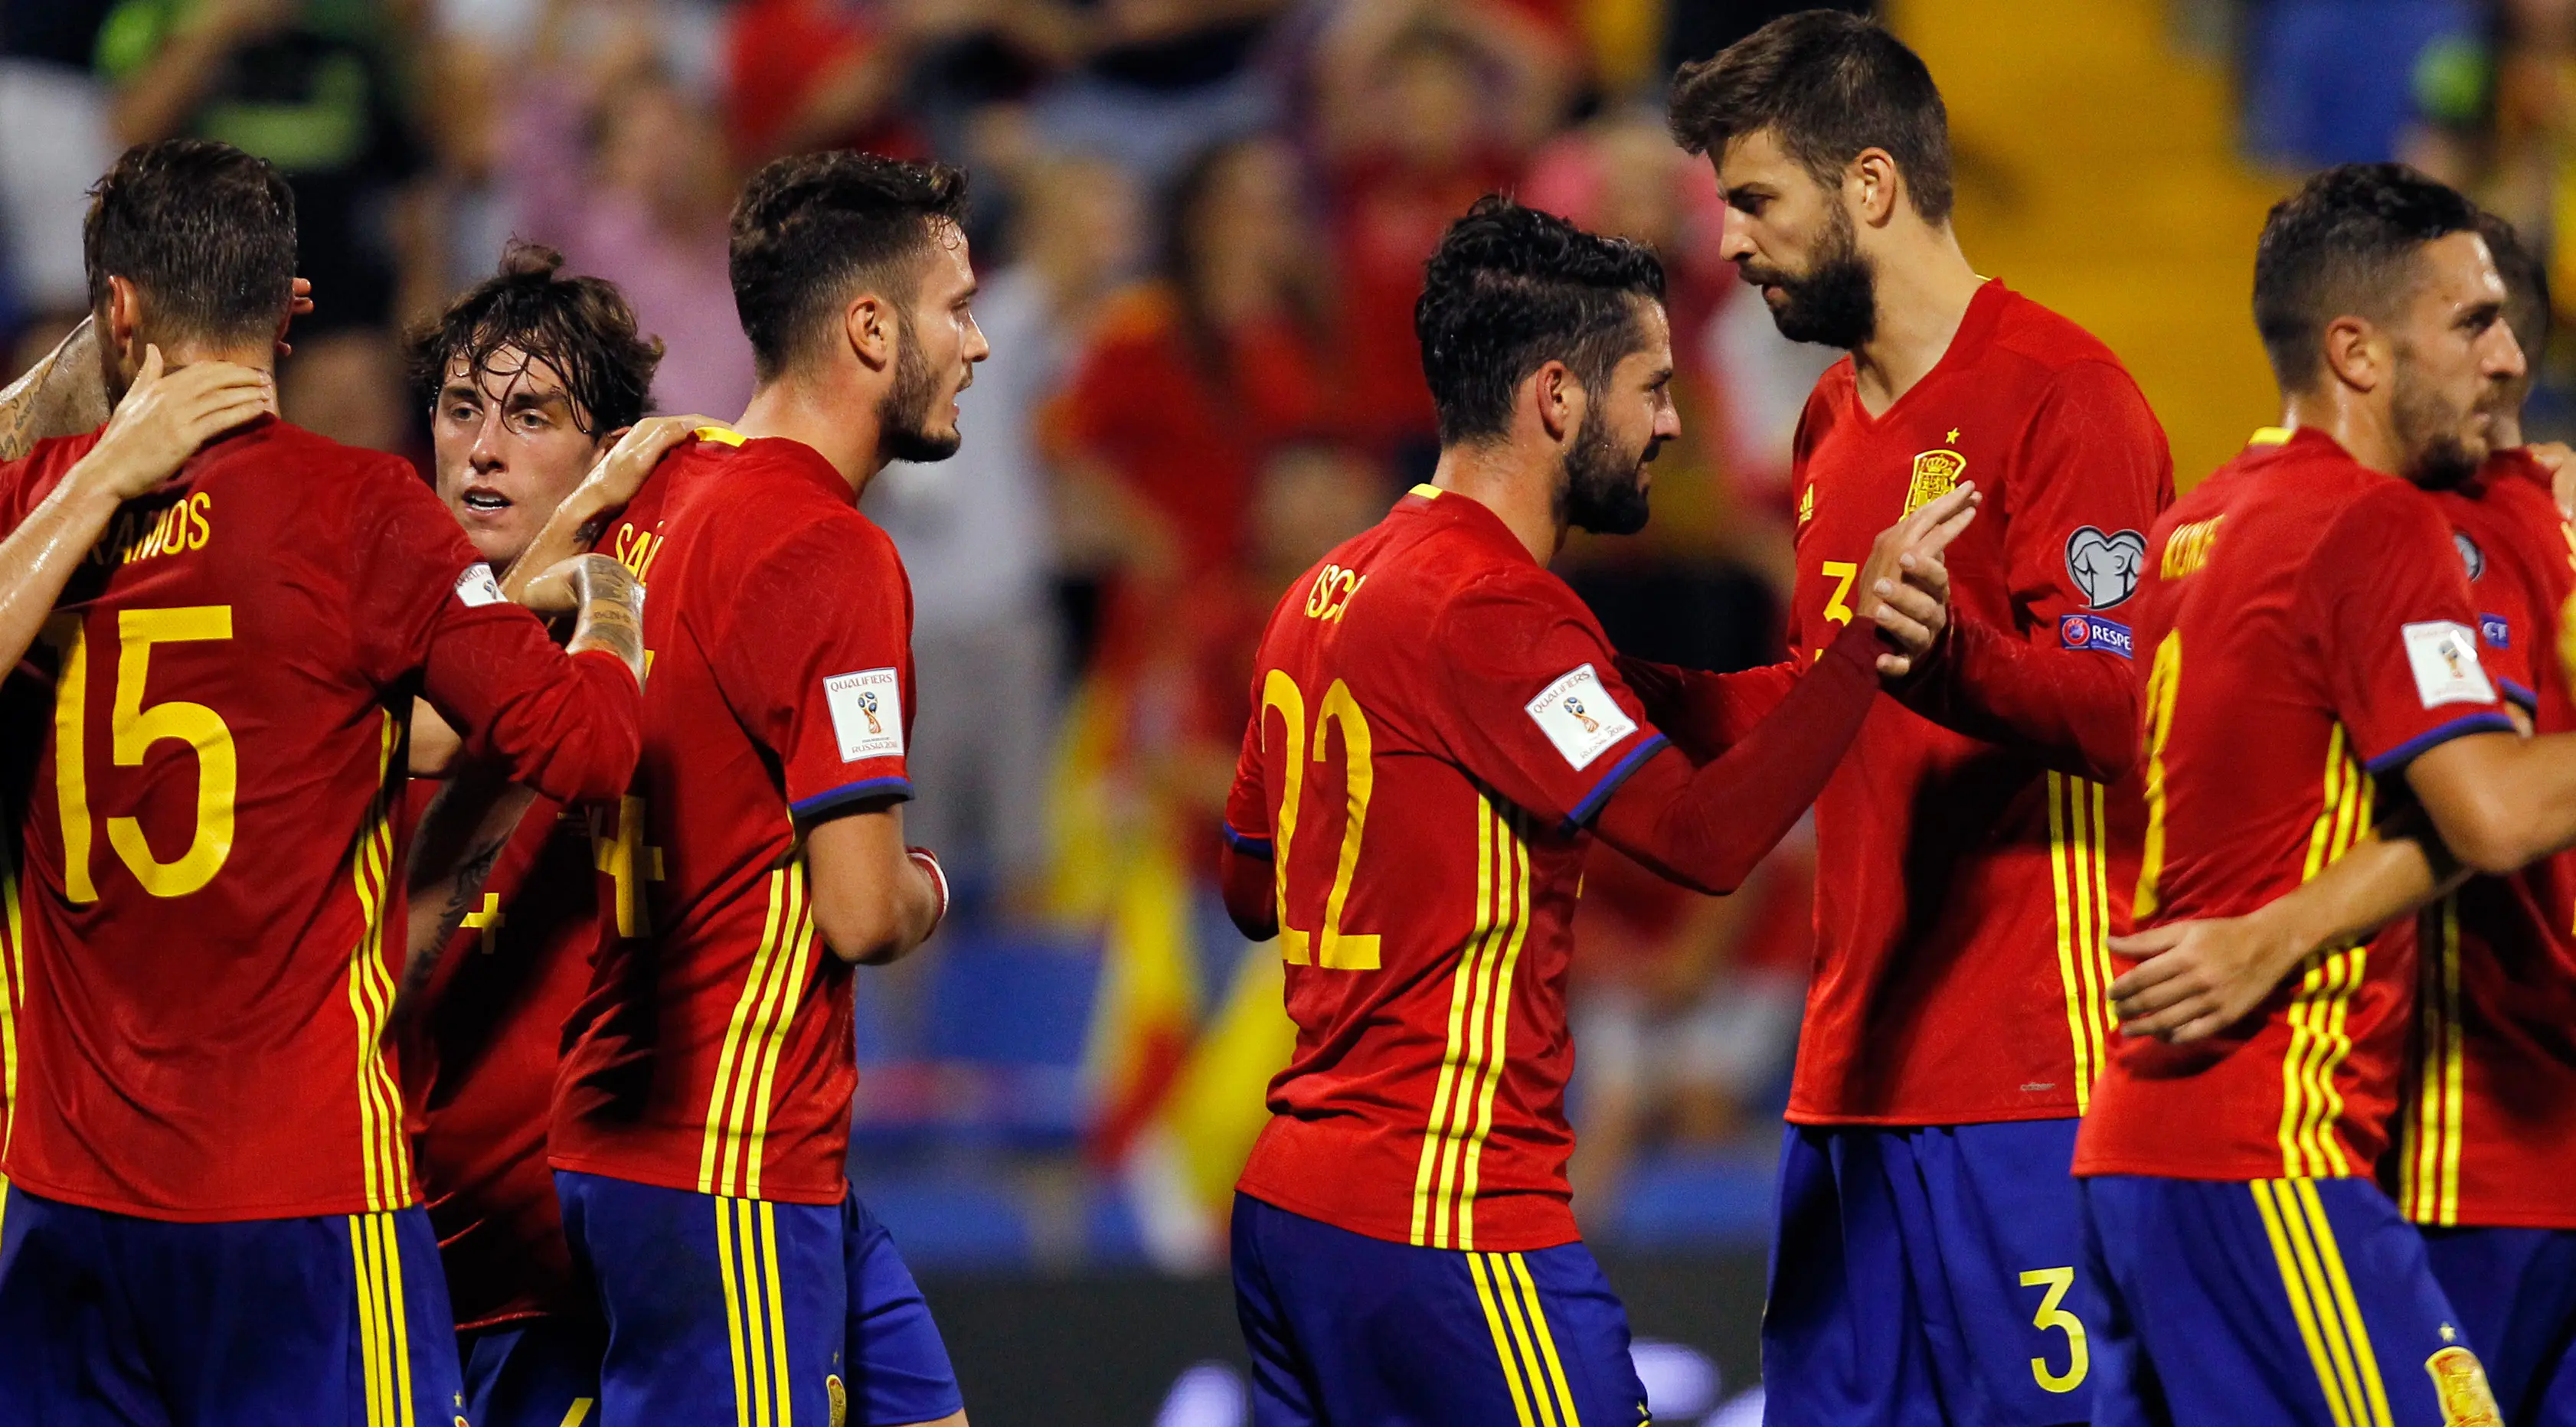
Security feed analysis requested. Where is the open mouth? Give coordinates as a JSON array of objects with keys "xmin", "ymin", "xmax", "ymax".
[{"xmin": 461, "ymin": 487, "xmax": 512, "ymax": 514}]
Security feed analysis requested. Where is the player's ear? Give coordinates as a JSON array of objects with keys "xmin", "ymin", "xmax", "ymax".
[
  {"xmin": 103, "ymin": 276, "xmax": 144, "ymax": 360},
  {"xmin": 843, "ymin": 292, "xmax": 894, "ymax": 374},
  {"xmin": 1849, "ymin": 148, "xmax": 1900, "ymax": 228},
  {"xmin": 1531, "ymin": 361, "xmax": 1577, "ymax": 444},
  {"xmin": 2320, "ymin": 315, "xmax": 2385, "ymax": 394}
]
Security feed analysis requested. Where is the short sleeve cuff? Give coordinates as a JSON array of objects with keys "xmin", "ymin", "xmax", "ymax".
[
  {"xmin": 1222, "ymin": 822, "xmax": 1274, "ymax": 860},
  {"xmin": 2362, "ymin": 711, "xmax": 2519, "ymax": 774},
  {"xmin": 2500, "ymin": 678, "xmax": 2540, "ymax": 714},
  {"xmin": 1561, "ymin": 733, "xmax": 1671, "ymax": 834},
  {"xmin": 789, "ymin": 776, "xmax": 914, "ymax": 822}
]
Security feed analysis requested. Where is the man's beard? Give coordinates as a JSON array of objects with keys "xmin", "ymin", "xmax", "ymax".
[
  {"xmin": 2391, "ymin": 352, "xmax": 2485, "ymax": 491},
  {"xmin": 877, "ymin": 317, "xmax": 959, "ymax": 464},
  {"xmin": 1744, "ymin": 201, "xmax": 1877, "ymax": 350},
  {"xmin": 1561, "ymin": 402, "xmax": 1653, "ymax": 535}
]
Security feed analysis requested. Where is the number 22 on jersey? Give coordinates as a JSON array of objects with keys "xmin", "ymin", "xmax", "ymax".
[
  {"xmin": 1262, "ymin": 669, "xmax": 1381, "ymax": 969},
  {"xmin": 40, "ymin": 606, "xmax": 238, "ymax": 901}
]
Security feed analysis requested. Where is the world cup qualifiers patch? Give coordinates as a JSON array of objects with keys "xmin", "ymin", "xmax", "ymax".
[
  {"xmin": 1525, "ymin": 664, "xmax": 1636, "ymax": 771},
  {"xmin": 2064, "ymin": 527, "xmax": 2147, "ymax": 609},
  {"xmin": 2059, "ymin": 612, "xmax": 2133, "ymax": 658},
  {"xmin": 825, "ymin": 667, "xmax": 905, "ymax": 762},
  {"xmin": 453, "ymin": 563, "xmax": 505, "ymax": 609},
  {"xmin": 2401, "ymin": 621, "xmax": 2497, "ymax": 710},
  {"xmin": 2480, "ymin": 612, "xmax": 2510, "ymax": 648}
]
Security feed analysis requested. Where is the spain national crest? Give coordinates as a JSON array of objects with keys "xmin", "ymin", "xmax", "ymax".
[
  {"xmin": 1903, "ymin": 447, "xmax": 1966, "ymax": 516},
  {"xmin": 2424, "ymin": 1345, "xmax": 2502, "ymax": 1425}
]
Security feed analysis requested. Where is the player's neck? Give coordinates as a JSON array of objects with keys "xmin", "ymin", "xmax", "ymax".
[
  {"xmin": 150, "ymin": 338, "xmax": 275, "ymax": 377},
  {"xmin": 1430, "ymin": 442, "xmax": 1564, "ymax": 565},
  {"xmin": 732, "ymin": 377, "xmax": 884, "ymax": 501},
  {"xmin": 2280, "ymin": 389, "xmax": 2410, "ymax": 477},
  {"xmin": 1848, "ymin": 227, "xmax": 1983, "ymax": 418}
]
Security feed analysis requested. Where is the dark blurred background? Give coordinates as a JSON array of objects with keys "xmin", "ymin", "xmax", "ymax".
[{"xmin": 0, "ymin": 0, "xmax": 2559, "ymax": 1419}]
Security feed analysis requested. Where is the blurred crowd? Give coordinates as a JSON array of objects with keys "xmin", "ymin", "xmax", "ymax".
[{"xmin": 0, "ymin": 0, "xmax": 1864, "ymax": 1249}]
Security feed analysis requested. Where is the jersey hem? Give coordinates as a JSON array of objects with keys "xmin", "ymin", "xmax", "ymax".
[
  {"xmin": 2068, "ymin": 1158, "xmax": 2362, "ymax": 1182},
  {"xmin": 2363, "ymin": 710, "xmax": 2518, "ymax": 773},
  {"xmin": 1783, "ymin": 1098, "xmax": 2083, "ymax": 1127},
  {"xmin": 1231, "ymin": 1181, "xmax": 1583, "ymax": 1252},
  {"xmin": 544, "ymin": 1153, "xmax": 848, "ymax": 1207},
  {"xmin": 0, "ymin": 1168, "xmax": 422, "ymax": 1224},
  {"xmin": 2411, "ymin": 1208, "xmax": 2576, "ymax": 1232}
]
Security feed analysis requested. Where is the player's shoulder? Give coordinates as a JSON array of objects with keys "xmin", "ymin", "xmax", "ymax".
[
  {"xmin": 667, "ymin": 430, "xmax": 884, "ymax": 549},
  {"xmin": 1985, "ymin": 285, "xmax": 2128, "ymax": 371},
  {"xmin": 0, "ymin": 428, "xmax": 105, "ymax": 517}
]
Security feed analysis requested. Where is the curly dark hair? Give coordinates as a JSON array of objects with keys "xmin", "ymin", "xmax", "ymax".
[
  {"xmin": 2253, "ymin": 163, "xmax": 2483, "ymax": 393},
  {"xmin": 404, "ymin": 242, "xmax": 663, "ymax": 436},
  {"xmin": 1668, "ymin": 9, "xmax": 1953, "ymax": 223},
  {"xmin": 1414, "ymin": 195, "xmax": 1666, "ymax": 446},
  {"xmin": 86, "ymin": 139, "xmax": 298, "ymax": 344},
  {"xmin": 729, "ymin": 151, "xmax": 970, "ymax": 383}
]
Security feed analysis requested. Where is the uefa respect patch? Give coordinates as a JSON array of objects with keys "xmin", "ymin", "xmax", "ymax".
[
  {"xmin": 2059, "ymin": 612, "xmax": 2133, "ymax": 658},
  {"xmin": 2480, "ymin": 612, "xmax": 2510, "ymax": 648}
]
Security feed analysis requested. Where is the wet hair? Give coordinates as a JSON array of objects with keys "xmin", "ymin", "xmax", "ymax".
[
  {"xmin": 2476, "ymin": 209, "xmax": 2550, "ymax": 361},
  {"xmin": 1668, "ymin": 9, "xmax": 1954, "ymax": 222},
  {"xmin": 1414, "ymin": 195, "xmax": 1667, "ymax": 446},
  {"xmin": 85, "ymin": 139, "xmax": 297, "ymax": 343},
  {"xmin": 2252, "ymin": 163, "xmax": 2482, "ymax": 393},
  {"xmin": 729, "ymin": 151, "xmax": 969, "ymax": 383},
  {"xmin": 404, "ymin": 243, "xmax": 663, "ymax": 436}
]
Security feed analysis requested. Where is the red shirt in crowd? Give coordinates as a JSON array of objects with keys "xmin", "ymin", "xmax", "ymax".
[
  {"xmin": 2075, "ymin": 427, "xmax": 2515, "ymax": 1182},
  {"xmin": 2401, "ymin": 448, "xmax": 2576, "ymax": 1226},
  {"xmin": 1330, "ymin": 151, "xmax": 1519, "ymax": 450},
  {"xmin": 551, "ymin": 428, "xmax": 914, "ymax": 1205},
  {"xmin": 0, "ymin": 419, "xmax": 639, "ymax": 1220}
]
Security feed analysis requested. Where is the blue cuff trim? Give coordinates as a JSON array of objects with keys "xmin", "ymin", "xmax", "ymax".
[
  {"xmin": 2363, "ymin": 711, "xmax": 2519, "ymax": 773},
  {"xmin": 1223, "ymin": 823, "xmax": 1275, "ymax": 860},
  {"xmin": 1561, "ymin": 733, "xmax": 1672, "ymax": 834},
  {"xmin": 789, "ymin": 776, "xmax": 914, "ymax": 821},
  {"xmin": 2501, "ymin": 678, "xmax": 2540, "ymax": 714}
]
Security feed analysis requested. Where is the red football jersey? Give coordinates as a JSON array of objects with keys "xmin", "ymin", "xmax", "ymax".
[
  {"xmin": 551, "ymin": 429, "xmax": 913, "ymax": 1205},
  {"xmin": 2399, "ymin": 451, "xmax": 2576, "ymax": 1228},
  {"xmin": 0, "ymin": 419, "xmax": 640, "ymax": 1221},
  {"xmin": 1747, "ymin": 280, "xmax": 2173, "ymax": 1124},
  {"xmin": 2074, "ymin": 429, "xmax": 2516, "ymax": 1182},
  {"xmin": 400, "ymin": 779, "xmax": 596, "ymax": 1328},
  {"xmin": 1225, "ymin": 485, "xmax": 1669, "ymax": 1251}
]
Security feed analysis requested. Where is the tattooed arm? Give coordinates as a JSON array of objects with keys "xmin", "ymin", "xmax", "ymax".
[
  {"xmin": 0, "ymin": 318, "xmax": 110, "ymax": 459},
  {"xmin": 497, "ymin": 414, "xmax": 711, "ymax": 603},
  {"xmin": 399, "ymin": 762, "xmax": 537, "ymax": 1004}
]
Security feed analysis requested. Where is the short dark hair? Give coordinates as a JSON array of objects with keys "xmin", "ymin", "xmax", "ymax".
[
  {"xmin": 85, "ymin": 139, "xmax": 297, "ymax": 343},
  {"xmin": 2252, "ymin": 163, "xmax": 2483, "ymax": 393},
  {"xmin": 729, "ymin": 151, "xmax": 969, "ymax": 383},
  {"xmin": 2476, "ymin": 209, "xmax": 2551, "ymax": 361},
  {"xmin": 405, "ymin": 243, "xmax": 663, "ymax": 436},
  {"xmin": 1414, "ymin": 196, "xmax": 1667, "ymax": 446},
  {"xmin": 1668, "ymin": 9, "xmax": 1954, "ymax": 222}
]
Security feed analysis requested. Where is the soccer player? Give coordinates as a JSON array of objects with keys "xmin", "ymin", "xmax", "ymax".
[
  {"xmin": 1662, "ymin": 14, "xmax": 2173, "ymax": 1423},
  {"xmin": 0, "ymin": 139, "xmax": 646, "ymax": 1425},
  {"xmin": 397, "ymin": 243, "xmax": 695, "ymax": 1427},
  {"xmin": 2103, "ymin": 205, "xmax": 2576, "ymax": 1426},
  {"xmin": 547, "ymin": 152, "xmax": 981, "ymax": 1427},
  {"xmin": 1218, "ymin": 196, "xmax": 1975, "ymax": 1425},
  {"xmin": 2072, "ymin": 163, "xmax": 2576, "ymax": 1427}
]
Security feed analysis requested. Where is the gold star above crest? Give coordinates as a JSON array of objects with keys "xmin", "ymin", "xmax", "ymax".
[{"xmin": 1945, "ymin": 427, "xmax": 1960, "ymax": 444}]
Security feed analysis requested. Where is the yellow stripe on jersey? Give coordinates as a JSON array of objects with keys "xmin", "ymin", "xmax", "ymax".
[
  {"xmin": 2250, "ymin": 426, "xmax": 2296, "ymax": 446},
  {"xmin": 695, "ymin": 424, "xmax": 746, "ymax": 446},
  {"xmin": 347, "ymin": 1211, "xmax": 417, "ymax": 1427},
  {"xmin": 2280, "ymin": 728, "xmax": 2372, "ymax": 1178},
  {"xmin": 2046, "ymin": 773, "xmax": 2115, "ymax": 1112},
  {"xmin": 701, "ymin": 864, "xmax": 812, "ymax": 1197},
  {"xmin": 2402, "ymin": 900, "xmax": 2467, "ymax": 1224},
  {"xmin": 2, "ymin": 849, "xmax": 21, "ymax": 1156},
  {"xmin": 345, "ymin": 714, "xmax": 413, "ymax": 1213},
  {"xmin": 1411, "ymin": 798, "xmax": 1528, "ymax": 1249}
]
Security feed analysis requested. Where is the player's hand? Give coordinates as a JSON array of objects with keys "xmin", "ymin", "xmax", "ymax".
[
  {"xmin": 577, "ymin": 413, "xmax": 718, "ymax": 512},
  {"xmin": 2107, "ymin": 913, "xmax": 2310, "ymax": 1044},
  {"xmin": 77, "ymin": 345, "xmax": 275, "ymax": 501},
  {"xmin": 1854, "ymin": 482, "xmax": 1979, "ymax": 678},
  {"xmin": 277, "ymin": 277, "xmax": 314, "ymax": 357}
]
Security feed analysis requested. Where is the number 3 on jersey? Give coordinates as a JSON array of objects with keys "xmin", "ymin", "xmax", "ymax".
[
  {"xmin": 42, "ymin": 607, "xmax": 238, "ymax": 901},
  {"xmin": 1261, "ymin": 669, "xmax": 1381, "ymax": 969},
  {"xmin": 1816, "ymin": 560, "xmax": 1860, "ymax": 661}
]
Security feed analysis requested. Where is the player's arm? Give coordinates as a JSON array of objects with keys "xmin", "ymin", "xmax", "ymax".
[
  {"xmin": 400, "ymin": 762, "xmax": 536, "ymax": 991},
  {"xmin": 2110, "ymin": 809, "xmax": 2462, "ymax": 1043},
  {"xmin": 1893, "ymin": 362, "xmax": 2171, "ymax": 782},
  {"xmin": 1220, "ymin": 704, "xmax": 1277, "ymax": 941},
  {"xmin": 495, "ymin": 414, "xmax": 714, "ymax": 602},
  {"xmin": 1590, "ymin": 488, "xmax": 1977, "ymax": 894},
  {"xmin": 0, "ymin": 317, "xmax": 109, "ymax": 461},
  {"xmin": 804, "ymin": 806, "xmax": 948, "ymax": 965},
  {"xmin": 0, "ymin": 346, "xmax": 272, "ymax": 671}
]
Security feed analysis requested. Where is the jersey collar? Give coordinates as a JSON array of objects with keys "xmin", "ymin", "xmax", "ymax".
[
  {"xmin": 695, "ymin": 429, "xmax": 861, "ymax": 507},
  {"xmin": 1395, "ymin": 482, "xmax": 1541, "ymax": 567}
]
